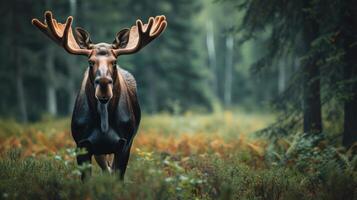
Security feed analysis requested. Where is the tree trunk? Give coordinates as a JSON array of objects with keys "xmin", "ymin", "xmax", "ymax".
[
  {"xmin": 45, "ymin": 45, "xmax": 57, "ymax": 116},
  {"xmin": 206, "ymin": 21, "xmax": 218, "ymax": 98},
  {"xmin": 67, "ymin": 77, "xmax": 77, "ymax": 114},
  {"xmin": 342, "ymin": 0, "xmax": 357, "ymax": 148},
  {"xmin": 67, "ymin": 0, "xmax": 78, "ymax": 114},
  {"xmin": 15, "ymin": 53, "xmax": 28, "ymax": 123},
  {"xmin": 302, "ymin": 60, "xmax": 322, "ymax": 133},
  {"xmin": 278, "ymin": 59, "xmax": 286, "ymax": 94},
  {"xmin": 301, "ymin": 1, "xmax": 322, "ymax": 134},
  {"xmin": 224, "ymin": 35, "xmax": 234, "ymax": 107},
  {"xmin": 12, "ymin": 0, "xmax": 28, "ymax": 123},
  {"xmin": 146, "ymin": 65, "xmax": 158, "ymax": 113}
]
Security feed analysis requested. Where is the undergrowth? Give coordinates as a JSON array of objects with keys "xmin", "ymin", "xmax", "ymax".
[{"xmin": 0, "ymin": 111, "xmax": 355, "ymax": 199}]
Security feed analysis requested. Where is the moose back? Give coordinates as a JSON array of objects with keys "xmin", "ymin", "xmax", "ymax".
[{"xmin": 31, "ymin": 11, "xmax": 167, "ymax": 180}]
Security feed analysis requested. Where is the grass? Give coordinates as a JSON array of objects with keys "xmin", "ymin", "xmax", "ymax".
[{"xmin": 0, "ymin": 110, "xmax": 356, "ymax": 200}]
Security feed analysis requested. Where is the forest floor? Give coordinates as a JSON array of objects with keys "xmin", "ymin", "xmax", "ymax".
[{"xmin": 0, "ymin": 110, "xmax": 355, "ymax": 200}]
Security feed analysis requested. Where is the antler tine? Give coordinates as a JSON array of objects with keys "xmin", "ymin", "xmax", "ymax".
[
  {"xmin": 45, "ymin": 11, "xmax": 61, "ymax": 40},
  {"xmin": 62, "ymin": 16, "xmax": 80, "ymax": 54},
  {"xmin": 151, "ymin": 16, "xmax": 166, "ymax": 35},
  {"xmin": 113, "ymin": 15, "xmax": 167, "ymax": 56},
  {"xmin": 32, "ymin": 11, "xmax": 91, "ymax": 56},
  {"xmin": 32, "ymin": 15, "xmax": 56, "ymax": 41}
]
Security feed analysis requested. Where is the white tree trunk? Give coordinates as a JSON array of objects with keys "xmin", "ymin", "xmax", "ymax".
[
  {"xmin": 11, "ymin": 1, "xmax": 28, "ymax": 123},
  {"xmin": 278, "ymin": 59, "xmax": 286, "ymax": 94},
  {"xmin": 70, "ymin": 0, "xmax": 77, "ymax": 17},
  {"xmin": 224, "ymin": 35, "xmax": 234, "ymax": 107},
  {"xmin": 67, "ymin": 0, "xmax": 77, "ymax": 114},
  {"xmin": 15, "ymin": 55, "xmax": 28, "ymax": 123},
  {"xmin": 206, "ymin": 21, "xmax": 218, "ymax": 97},
  {"xmin": 147, "ymin": 65, "xmax": 158, "ymax": 113},
  {"xmin": 45, "ymin": 45, "xmax": 57, "ymax": 115}
]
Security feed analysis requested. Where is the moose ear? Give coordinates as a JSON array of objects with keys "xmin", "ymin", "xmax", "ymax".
[
  {"xmin": 75, "ymin": 27, "xmax": 92, "ymax": 49},
  {"xmin": 112, "ymin": 28, "xmax": 130, "ymax": 49}
]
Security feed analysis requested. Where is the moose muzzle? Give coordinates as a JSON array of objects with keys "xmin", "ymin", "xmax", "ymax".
[{"xmin": 95, "ymin": 77, "xmax": 113, "ymax": 104}]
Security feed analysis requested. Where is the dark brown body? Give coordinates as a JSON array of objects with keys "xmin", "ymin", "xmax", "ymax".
[{"xmin": 71, "ymin": 67, "xmax": 140, "ymax": 179}]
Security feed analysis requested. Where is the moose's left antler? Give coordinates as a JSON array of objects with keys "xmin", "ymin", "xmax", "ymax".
[
  {"xmin": 113, "ymin": 15, "xmax": 167, "ymax": 56},
  {"xmin": 31, "ymin": 11, "xmax": 92, "ymax": 56}
]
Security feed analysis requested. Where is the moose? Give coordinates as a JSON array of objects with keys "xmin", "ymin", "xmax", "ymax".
[{"xmin": 31, "ymin": 11, "xmax": 167, "ymax": 180}]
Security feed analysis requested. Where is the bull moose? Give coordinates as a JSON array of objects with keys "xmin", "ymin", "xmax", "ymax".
[{"xmin": 31, "ymin": 11, "xmax": 167, "ymax": 180}]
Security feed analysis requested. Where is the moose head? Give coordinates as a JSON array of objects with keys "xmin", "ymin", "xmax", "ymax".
[{"xmin": 32, "ymin": 11, "xmax": 167, "ymax": 106}]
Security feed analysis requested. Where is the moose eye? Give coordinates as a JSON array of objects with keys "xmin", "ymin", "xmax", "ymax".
[{"xmin": 88, "ymin": 61, "xmax": 95, "ymax": 67}]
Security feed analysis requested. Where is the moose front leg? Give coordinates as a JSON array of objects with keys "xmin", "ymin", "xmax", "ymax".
[
  {"xmin": 77, "ymin": 140, "xmax": 93, "ymax": 181},
  {"xmin": 113, "ymin": 151, "xmax": 131, "ymax": 180},
  {"xmin": 112, "ymin": 138, "xmax": 129, "ymax": 180}
]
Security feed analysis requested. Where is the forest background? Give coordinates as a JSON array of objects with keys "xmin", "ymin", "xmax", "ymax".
[{"xmin": 0, "ymin": 0, "xmax": 356, "ymax": 199}]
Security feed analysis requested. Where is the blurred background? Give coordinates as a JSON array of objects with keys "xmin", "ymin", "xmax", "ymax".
[
  {"xmin": 0, "ymin": 0, "xmax": 275, "ymax": 119},
  {"xmin": 0, "ymin": 1, "xmax": 356, "ymax": 198},
  {"xmin": 0, "ymin": 0, "xmax": 356, "ymax": 148}
]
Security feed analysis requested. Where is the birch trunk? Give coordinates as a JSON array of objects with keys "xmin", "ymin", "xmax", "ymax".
[
  {"xmin": 147, "ymin": 65, "xmax": 158, "ymax": 113},
  {"xmin": 15, "ymin": 53, "xmax": 28, "ymax": 123},
  {"xmin": 12, "ymin": 0, "xmax": 28, "ymax": 122},
  {"xmin": 45, "ymin": 45, "xmax": 57, "ymax": 115},
  {"xmin": 206, "ymin": 21, "xmax": 218, "ymax": 97},
  {"xmin": 224, "ymin": 35, "xmax": 234, "ymax": 107},
  {"xmin": 67, "ymin": 0, "xmax": 78, "ymax": 114},
  {"xmin": 278, "ymin": 59, "xmax": 286, "ymax": 94}
]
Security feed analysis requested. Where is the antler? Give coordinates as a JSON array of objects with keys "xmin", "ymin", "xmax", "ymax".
[
  {"xmin": 113, "ymin": 15, "xmax": 167, "ymax": 56},
  {"xmin": 31, "ymin": 11, "xmax": 91, "ymax": 56}
]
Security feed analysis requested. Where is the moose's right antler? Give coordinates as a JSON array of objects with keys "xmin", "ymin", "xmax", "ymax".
[
  {"xmin": 113, "ymin": 15, "xmax": 167, "ymax": 56},
  {"xmin": 31, "ymin": 11, "xmax": 92, "ymax": 56}
]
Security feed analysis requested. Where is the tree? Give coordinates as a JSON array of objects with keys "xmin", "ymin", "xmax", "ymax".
[
  {"xmin": 225, "ymin": 0, "xmax": 323, "ymax": 134},
  {"xmin": 206, "ymin": 20, "xmax": 218, "ymax": 99},
  {"xmin": 11, "ymin": 0, "xmax": 28, "ymax": 122},
  {"xmin": 342, "ymin": 0, "xmax": 357, "ymax": 147},
  {"xmin": 301, "ymin": 0, "xmax": 322, "ymax": 133},
  {"xmin": 224, "ymin": 35, "xmax": 234, "ymax": 107}
]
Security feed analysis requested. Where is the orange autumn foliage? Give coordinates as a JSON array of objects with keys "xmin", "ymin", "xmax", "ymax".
[{"xmin": 0, "ymin": 112, "xmax": 273, "ymax": 162}]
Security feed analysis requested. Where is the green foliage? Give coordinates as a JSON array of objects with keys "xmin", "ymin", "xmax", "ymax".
[
  {"xmin": 266, "ymin": 132, "xmax": 357, "ymax": 199},
  {"xmin": 1, "ymin": 146, "xmax": 355, "ymax": 200},
  {"xmin": 221, "ymin": 0, "xmax": 357, "ymax": 147},
  {"xmin": 273, "ymin": 133, "xmax": 356, "ymax": 172}
]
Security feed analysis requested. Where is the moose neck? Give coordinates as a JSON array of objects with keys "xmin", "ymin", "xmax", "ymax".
[
  {"xmin": 97, "ymin": 102, "xmax": 109, "ymax": 133},
  {"xmin": 85, "ymin": 68, "xmax": 121, "ymax": 133}
]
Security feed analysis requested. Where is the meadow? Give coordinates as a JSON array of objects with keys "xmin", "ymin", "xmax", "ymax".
[{"xmin": 0, "ymin": 110, "xmax": 356, "ymax": 200}]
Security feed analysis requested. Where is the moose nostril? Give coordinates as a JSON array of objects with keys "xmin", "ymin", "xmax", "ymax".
[
  {"xmin": 108, "ymin": 79, "xmax": 113, "ymax": 84},
  {"xmin": 98, "ymin": 97, "xmax": 109, "ymax": 104}
]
